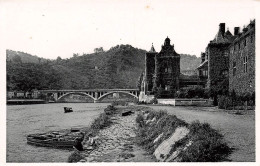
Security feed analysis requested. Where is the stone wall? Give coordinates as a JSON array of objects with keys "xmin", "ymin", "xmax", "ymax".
[
  {"xmin": 207, "ymin": 44, "xmax": 229, "ymax": 89},
  {"xmin": 228, "ymin": 24, "xmax": 255, "ymax": 95},
  {"xmin": 145, "ymin": 53, "xmax": 156, "ymax": 92}
]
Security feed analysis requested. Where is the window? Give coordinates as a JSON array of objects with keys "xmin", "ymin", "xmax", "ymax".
[
  {"xmin": 238, "ymin": 43, "xmax": 240, "ymax": 50},
  {"xmin": 244, "ymin": 38, "xmax": 247, "ymax": 47},
  {"xmin": 222, "ymin": 70, "xmax": 228, "ymax": 77},
  {"xmin": 223, "ymin": 51, "xmax": 228, "ymax": 57},
  {"xmin": 243, "ymin": 55, "xmax": 248, "ymax": 73},
  {"xmin": 203, "ymin": 70, "xmax": 208, "ymax": 77},
  {"xmin": 233, "ymin": 61, "xmax": 236, "ymax": 76},
  {"xmin": 164, "ymin": 66, "xmax": 172, "ymax": 73},
  {"xmin": 251, "ymin": 35, "xmax": 253, "ymax": 43},
  {"xmin": 165, "ymin": 85, "xmax": 170, "ymax": 91}
]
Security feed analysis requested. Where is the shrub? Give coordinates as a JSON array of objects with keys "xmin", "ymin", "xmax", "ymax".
[
  {"xmin": 176, "ymin": 86, "xmax": 206, "ymax": 99},
  {"xmin": 135, "ymin": 109, "xmax": 188, "ymax": 154},
  {"xmin": 218, "ymin": 95, "xmax": 232, "ymax": 109},
  {"xmin": 136, "ymin": 114, "xmax": 145, "ymax": 127},
  {"xmin": 67, "ymin": 151, "xmax": 84, "ymax": 163},
  {"xmin": 90, "ymin": 113, "xmax": 111, "ymax": 130},
  {"xmin": 179, "ymin": 121, "xmax": 232, "ymax": 162},
  {"xmin": 135, "ymin": 109, "xmax": 232, "ymax": 162},
  {"xmin": 149, "ymin": 97, "xmax": 158, "ymax": 104},
  {"xmin": 104, "ymin": 105, "xmax": 116, "ymax": 115}
]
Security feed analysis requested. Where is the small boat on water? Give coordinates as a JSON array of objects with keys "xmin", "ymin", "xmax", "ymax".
[
  {"xmin": 64, "ymin": 107, "xmax": 73, "ymax": 113},
  {"xmin": 27, "ymin": 129, "xmax": 84, "ymax": 149}
]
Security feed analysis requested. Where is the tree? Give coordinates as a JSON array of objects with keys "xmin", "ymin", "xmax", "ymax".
[
  {"xmin": 38, "ymin": 58, "xmax": 42, "ymax": 64},
  {"xmin": 94, "ymin": 47, "xmax": 104, "ymax": 54},
  {"xmin": 73, "ymin": 53, "xmax": 79, "ymax": 58},
  {"xmin": 56, "ymin": 56, "xmax": 62, "ymax": 64},
  {"xmin": 12, "ymin": 55, "xmax": 22, "ymax": 63}
]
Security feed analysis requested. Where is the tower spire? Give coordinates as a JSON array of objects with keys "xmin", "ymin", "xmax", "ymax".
[{"xmin": 149, "ymin": 43, "xmax": 156, "ymax": 52}]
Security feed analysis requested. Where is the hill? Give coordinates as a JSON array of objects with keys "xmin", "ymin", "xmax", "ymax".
[
  {"xmin": 6, "ymin": 46, "xmax": 200, "ymax": 91},
  {"xmin": 6, "ymin": 50, "xmax": 49, "ymax": 64},
  {"xmin": 180, "ymin": 54, "xmax": 201, "ymax": 71}
]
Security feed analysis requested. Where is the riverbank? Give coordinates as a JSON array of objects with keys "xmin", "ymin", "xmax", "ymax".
[
  {"xmin": 70, "ymin": 106, "xmax": 155, "ymax": 162},
  {"xmin": 69, "ymin": 105, "xmax": 233, "ymax": 162},
  {"xmin": 7, "ymin": 99, "xmax": 47, "ymax": 105}
]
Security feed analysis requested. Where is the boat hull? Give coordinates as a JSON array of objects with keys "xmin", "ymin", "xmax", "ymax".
[{"xmin": 27, "ymin": 130, "xmax": 84, "ymax": 149}]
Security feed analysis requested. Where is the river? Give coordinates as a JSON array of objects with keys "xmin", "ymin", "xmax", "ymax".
[{"xmin": 6, "ymin": 103, "xmax": 110, "ymax": 163}]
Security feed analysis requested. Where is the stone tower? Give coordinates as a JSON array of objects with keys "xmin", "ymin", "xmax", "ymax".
[{"xmin": 152, "ymin": 37, "xmax": 180, "ymax": 93}]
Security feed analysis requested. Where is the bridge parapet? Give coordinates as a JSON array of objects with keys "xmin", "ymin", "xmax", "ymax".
[{"xmin": 39, "ymin": 89, "xmax": 139, "ymax": 103}]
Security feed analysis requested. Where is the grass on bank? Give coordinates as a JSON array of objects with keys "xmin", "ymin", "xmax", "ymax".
[{"xmin": 135, "ymin": 108, "xmax": 233, "ymax": 162}]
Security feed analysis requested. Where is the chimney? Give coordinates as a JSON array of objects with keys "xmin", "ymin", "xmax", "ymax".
[
  {"xmin": 201, "ymin": 53, "xmax": 205, "ymax": 63},
  {"xmin": 234, "ymin": 27, "xmax": 240, "ymax": 36},
  {"xmin": 219, "ymin": 23, "xmax": 225, "ymax": 36}
]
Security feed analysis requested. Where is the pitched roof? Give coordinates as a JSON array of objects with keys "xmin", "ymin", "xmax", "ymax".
[
  {"xmin": 197, "ymin": 60, "xmax": 208, "ymax": 69},
  {"xmin": 212, "ymin": 30, "xmax": 231, "ymax": 44}
]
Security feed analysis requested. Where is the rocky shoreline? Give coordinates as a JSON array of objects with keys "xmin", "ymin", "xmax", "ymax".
[{"xmin": 74, "ymin": 106, "xmax": 155, "ymax": 162}]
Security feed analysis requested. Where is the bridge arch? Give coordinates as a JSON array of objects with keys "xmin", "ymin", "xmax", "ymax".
[
  {"xmin": 57, "ymin": 92, "xmax": 95, "ymax": 101},
  {"xmin": 97, "ymin": 91, "xmax": 138, "ymax": 101}
]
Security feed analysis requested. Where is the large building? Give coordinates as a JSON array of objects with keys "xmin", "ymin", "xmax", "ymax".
[
  {"xmin": 197, "ymin": 20, "xmax": 255, "ymax": 95},
  {"xmin": 143, "ymin": 37, "xmax": 203, "ymax": 96},
  {"xmin": 144, "ymin": 37, "xmax": 180, "ymax": 94}
]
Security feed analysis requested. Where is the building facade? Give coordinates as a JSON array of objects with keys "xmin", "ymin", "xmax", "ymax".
[
  {"xmin": 144, "ymin": 37, "xmax": 180, "ymax": 95},
  {"xmin": 143, "ymin": 37, "xmax": 203, "ymax": 97},
  {"xmin": 197, "ymin": 20, "xmax": 255, "ymax": 95},
  {"xmin": 228, "ymin": 20, "xmax": 255, "ymax": 95}
]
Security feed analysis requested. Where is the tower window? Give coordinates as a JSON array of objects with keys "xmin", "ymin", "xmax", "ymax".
[
  {"xmin": 233, "ymin": 61, "xmax": 236, "ymax": 76},
  {"xmin": 221, "ymin": 70, "xmax": 228, "ymax": 77}
]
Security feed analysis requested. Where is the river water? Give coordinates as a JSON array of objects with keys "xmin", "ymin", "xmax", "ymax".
[{"xmin": 7, "ymin": 103, "xmax": 110, "ymax": 163}]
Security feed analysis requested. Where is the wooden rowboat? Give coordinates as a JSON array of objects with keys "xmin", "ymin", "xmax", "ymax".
[
  {"xmin": 64, "ymin": 107, "xmax": 73, "ymax": 113},
  {"xmin": 27, "ymin": 130, "xmax": 84, "ymax": 149}
]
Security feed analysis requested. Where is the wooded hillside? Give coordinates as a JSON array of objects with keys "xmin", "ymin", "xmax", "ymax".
[{"xmin": 6, "ymin": 46, "xmax": 200, "ymax": 91}]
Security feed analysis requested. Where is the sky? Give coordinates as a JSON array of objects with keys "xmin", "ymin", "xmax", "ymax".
[{"xmin": 0, "ymin": 0, "xmax": 257, "ymax": 59}]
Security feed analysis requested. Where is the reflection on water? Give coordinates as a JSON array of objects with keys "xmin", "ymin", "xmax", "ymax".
[{"xmin": 7, "ymin": 103, "xmax": 110, "ymax": 163}]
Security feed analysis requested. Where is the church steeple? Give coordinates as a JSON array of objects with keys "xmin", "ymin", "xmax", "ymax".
[{"xmin": 149, "ymin": 43, "xmax": 156, "ymax": 52}]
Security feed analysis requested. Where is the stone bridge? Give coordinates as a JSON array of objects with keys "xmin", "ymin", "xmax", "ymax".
[{"xmin": 39, "ymin": 89, "xmax": 139, "ymax": 103}]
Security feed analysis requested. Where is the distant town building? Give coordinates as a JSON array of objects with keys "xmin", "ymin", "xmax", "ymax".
[
  {"xmin": 16, "ymin": 91, "xmax": 25, "ymax": 98},
  {"xmin": 25, "ymin": 91, "xmax": 32, "ymax": 98},
  {"xmin": 32, "ymin": 89, "xmax": 40, "ymax": 99},
  {"xmin": 7, "ymin": 91, "xmax": 15, "ymax": 99},
  {"xmin": 197, "ymin": 20, "xmax": 255, "ymax": 95}
]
